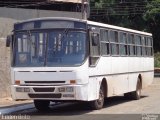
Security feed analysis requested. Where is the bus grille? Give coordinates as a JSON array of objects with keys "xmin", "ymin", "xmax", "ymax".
[
  {"xmin": 25, "ymin": 81, "xmax": 65, "ymax": 84},
  {"xmin": 33, "ymin": 87, "xmax": 55, "ymax": 92},
  {"xmin": 28, "ymin": 93, "xmax": 61, "ymax": 98}
]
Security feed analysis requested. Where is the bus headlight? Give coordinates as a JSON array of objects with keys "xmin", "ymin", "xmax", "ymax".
[
  {"xmin": 58, "ymin": 87, "xmax": 65, "ymax": 92},
  {"xmin": 58, "ymin": 87, "xmax": 74, "ymax": 92},
  {"xmin": 16, "ymin": 87, "xmax": 30, "ymax": 92},
  {"xmin": 66, "ymin": 87, "xmax": 74, "ymax": 92}
]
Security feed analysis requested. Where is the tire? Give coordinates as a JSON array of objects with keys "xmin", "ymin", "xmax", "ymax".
[
  {"xmin": 124, "ymin": 92, "xmax": 132, "ymax": 99},
  {"xmin": 34, "ymin": 100, "xmax": 50, "ymax": 111},
  {"xmin": 124, "ymin": 78, "xmax": 142, "ymax": 100},
  {"xmin": 90, "ymin": 85, "xmax": 105, "ymax": 110},
  {"xmin": 130, "ymin": 78, "xmax": 142, "ymax": 100}
]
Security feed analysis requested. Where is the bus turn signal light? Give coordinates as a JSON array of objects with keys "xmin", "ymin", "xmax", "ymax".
[
  {"xmin": 70, "ymin": 80, "xmax": 76, "ymax": 84},
  {"xmin": 15, "ymin": 80, "xmax": 20, "ymax": 85}
]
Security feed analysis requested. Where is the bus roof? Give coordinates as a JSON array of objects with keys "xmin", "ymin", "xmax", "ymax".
[
  {"xmin": 15, "ymin": 17, "xmax": 87, "ymax": 25},
  {"xmin": 87, "ymin": 20, "xmax": 152, "ymax": 36},
  {"xmin": 15, "ymin": 17, "xmax": 152, "ymax": 36}
]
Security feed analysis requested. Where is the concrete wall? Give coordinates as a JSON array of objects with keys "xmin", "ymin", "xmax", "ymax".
[
  {"xmin": 0, "ymin": 38, "xmax": 10, "ymax": 98},
  {"xmin": 0, "ymin": 7, "xmax": 81, "ymax": 38},
  {"xmin": 0, "ymin": 7, "xmax": 81, "ymax": 98}
]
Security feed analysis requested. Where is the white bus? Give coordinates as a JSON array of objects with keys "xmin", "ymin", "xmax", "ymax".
[{"xmin": 6, "ymin": 17, "xmax": 154, "ymax": 110}]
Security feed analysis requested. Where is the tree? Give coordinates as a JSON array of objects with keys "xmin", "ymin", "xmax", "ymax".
[
  {"xmin": 143, "ymin": 0, "xmax": 160, "ymax": 52},
  {"xmin": 89, "ymin": 0, "xmax": 147, "ymax": 30}
]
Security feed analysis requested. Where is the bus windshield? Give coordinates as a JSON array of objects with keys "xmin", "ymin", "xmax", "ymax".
[{"xmin": 13, "ymin": 30, "xmax": 87, "ymax": 67}]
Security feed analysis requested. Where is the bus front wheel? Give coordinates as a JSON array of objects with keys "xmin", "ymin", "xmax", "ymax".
[
  {"xmin": 34, "ymin": 100, "xmax": 50, "ymax": 111},
  {"xmin": 89, "ymin": 85, "xmax": 105, "ymax": 110}
]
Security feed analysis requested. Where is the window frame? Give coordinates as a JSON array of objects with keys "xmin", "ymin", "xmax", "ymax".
[
  {"xmin": 128, "ymin": 33, "xmax": 136, "ymax": 56},
  {"xmin": 100, "ymin": 29, "xmax": 110, "ymax": 56},
  {"xmin": 119, "ymin": 32, "xmax": 128, "ymax": 56},
  {"xmin": 109, "ymin": 30, "xmax": 119, "ymax": 56}
]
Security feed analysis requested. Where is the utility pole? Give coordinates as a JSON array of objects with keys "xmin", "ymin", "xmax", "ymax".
[{"xmin": 81, "ymin": 0, "xmax": 89, "ymax": 20}]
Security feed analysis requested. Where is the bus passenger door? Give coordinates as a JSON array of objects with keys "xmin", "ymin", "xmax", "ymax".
[{"xmin": 89, "ymin": 32, "xmax": 100, "ymax": 66}]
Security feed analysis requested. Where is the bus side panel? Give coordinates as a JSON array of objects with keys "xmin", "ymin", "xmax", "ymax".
[
  {"xmin": 106, "ymin": 74, "xmax": 129, "ymax": 97},
  {"xmin": 141, "ymin": 72, "xmax": 154, "ymax": 89},
  {"xmin": 111, "ymin": 57, "xmax": 128, "ymax": 73},
  {"xmin": 89, "ymin": 57, "xmax": 112, "ymax": 76},
  {"xmin": 128, "ymin": 57, "xmax": 154, "ymax": 92},
  {"xmin": 142, "ymin": 57, "xmax": 154, "ymax": 88},
  {"xmin": 87, "ymin": 77, "xmax": 99, "ymax": 101},
  {"xmin": 128, "ymin": 73, "xmax": 140, "ymax": 92}
]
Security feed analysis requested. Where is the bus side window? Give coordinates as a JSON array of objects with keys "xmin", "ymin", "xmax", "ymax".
[
  {"xmin": 128, "ymin": 34, "xmax": 136, "ymax": 56},
  {"xmin": 145, "ymin": 37, "xmax": 153, "ymax": 56},
  {"xmin": 119, "ymin": 32, "xmax": 127, "ymax": 56},
  {"xmin": 89, "ymin": 32, "xmax": 100, "ymax": 66},
  {"xmin": 110, "ymin": 30, "xmax": 119, "ymax": 56},
  {"xmin": 91, "ymin": 33, "xmax": 99, "ymax": 46},
  {"xmin": 90, "ymin": 32, "xmax": 100, "ymax": 56},
  {"xmin": 100, "ymin": 29, "xmax": 110, "ymax": 56},
  {"xmin": 135, "ymin": 35, "xmax": 142, "ymax": 56}
]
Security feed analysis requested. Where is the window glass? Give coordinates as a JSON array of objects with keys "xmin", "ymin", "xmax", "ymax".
[
  {"xmin": 110, "ymin": 31, "xmax": 118, "ymax": 42},
  {"xmin": 129, "ymin": 45, "xmax": 136, "ymax": 55},
  {"xmin": 147, "ymin": 37, "xmax": 152, "ymax": 46},
  {"xmin": 142, "ymin": 37, "xmax": 145, "ymax": 46},
  {"xmin": 142, "ymin": 47, "xmax": 146, "ymax": 56},
  {"xmin": 90, "ymin": 33, "xmax": 100, "ymax": 56},
  {"xmin": 17, "ymin": 34, "xmax": 30, "ymax": 52},
  {"xmin": 14, "ymin": 30, "xmax": 87, "ymax": 67},
  {"xmin": 135, "ymin": 35, "xmax": 141, "ymax": 45},
  {"xmin": 101, "ymin": 43, "xmax": 110, "ymax": 55},
  {"xmin": 111, "ymin": 43, "xmax": 118, "ymax": 55},
  {"xmin": 100, "ymin": 29, "xmax": 109, "ymax": 42},
  {"xmin": 120, "ymin": 45, "xmax": 127, "ymax": 55},
  {"xmin": 120, "ymin": 32, "xmax": 127, "ymax": 43},
  {"xmin": 146, "ymin": 47, "xmax": 153, "ymax": 56},
  {"xmin": 137, "ymin": 46, "xmax": 142, "ymax": 56},
  {"xmin": 128, "ymin": 34, "xmax": 134, "ymax": 44}
]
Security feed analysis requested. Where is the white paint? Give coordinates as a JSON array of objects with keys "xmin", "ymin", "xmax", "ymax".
[{"xmin": 9, "ymin": 17, "xmax": 154, "ymax": 102}]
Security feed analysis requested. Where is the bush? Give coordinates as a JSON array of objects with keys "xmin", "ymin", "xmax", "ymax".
[{"xmin": 154, "ymin": 52, "xmax": 160, "ymax": 68}]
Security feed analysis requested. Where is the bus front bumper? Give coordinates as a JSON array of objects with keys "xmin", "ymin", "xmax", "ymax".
[{"xmin": 11, "ymin": 84, "xmax": 88, "ymax": 101}]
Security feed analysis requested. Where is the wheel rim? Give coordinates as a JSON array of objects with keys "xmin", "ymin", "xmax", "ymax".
[
  {"xmin": 97, "ymin": 87, "xmax": 104, "ymax": 106},
  {"xmin": 137, "ymin": 88, "xmax": 140, "ymax": 96},
  {"xmin": 137, "ymin": 80, "xmax": 141, "ymax": 97}
]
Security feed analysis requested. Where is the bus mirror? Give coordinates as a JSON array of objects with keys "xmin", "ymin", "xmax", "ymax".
[
  {"xmin": 6, "ymin": 35, "xmax": 12, "ymax": 47},
  {"xmin": 92, "ymin": 33, "xmax": 99, "ymax": 46}
]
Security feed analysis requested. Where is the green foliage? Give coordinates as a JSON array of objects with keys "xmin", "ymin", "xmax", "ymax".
[
  {"xmin": 143, "ymin": 0, "xmax": 160, "ymax": 24},
  {"xmin": 154, "ymin": 52, "xmax": 160, "ymax": 67},
  {"xmin": 90, "ymin": 0, "xmax": 147, "ymax": 30},
  {"xmin": 89, "ymin": 0, "xmax": 160, "ymax": 52},
  {"xmin": 143, "ymin": 0, "xmax": 160, "ymax": 52}
]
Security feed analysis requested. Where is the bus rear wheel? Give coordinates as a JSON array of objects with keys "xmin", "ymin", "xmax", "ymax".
[
  {"xmin": 124, "ymin": 78, "xmax": 142, "ymax": 100},
  {"xmin": 90, "ymin": 85, "xmax": 105, "ymax": 110},
  {"xmin": 131, "ymin": 78, "xmax": 142, "ymax": 100},
  {"xmin": 34, "ymin": 100, "xmax": 50, "ymax": 111}
]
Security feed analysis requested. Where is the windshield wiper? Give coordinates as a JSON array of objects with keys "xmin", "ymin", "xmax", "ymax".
[{"xmin": 59, "ymin": 24, "xmax": 71, "ymax": 41}]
